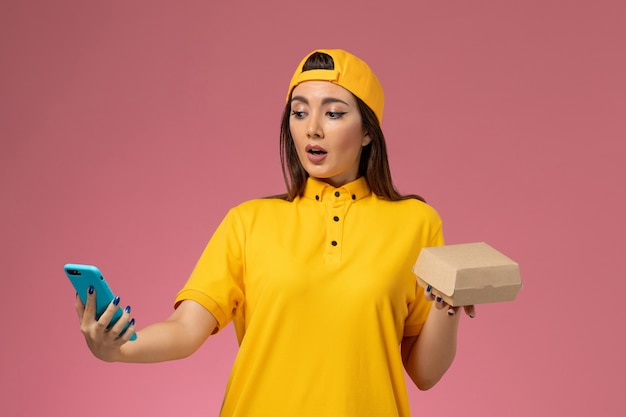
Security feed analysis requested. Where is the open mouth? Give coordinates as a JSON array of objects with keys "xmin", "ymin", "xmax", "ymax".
[{"xmin": 306, "ymin": 144, "xmax": 327, "ymax": 155}]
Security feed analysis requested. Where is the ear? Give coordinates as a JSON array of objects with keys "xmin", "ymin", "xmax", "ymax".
[{"xmin": 361, "ymin": 131, "xmax": 373, "ymax": 147}]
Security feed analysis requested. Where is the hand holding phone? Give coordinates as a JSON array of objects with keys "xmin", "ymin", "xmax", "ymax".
[{"xmin": 65, "ymin": 263, "xmax": 137, "ymax": 341}]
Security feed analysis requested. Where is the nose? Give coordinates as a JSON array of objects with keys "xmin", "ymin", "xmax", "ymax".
[{"xmin": 306, "ymin": 115, "xmax": 323, "ymax": 139}]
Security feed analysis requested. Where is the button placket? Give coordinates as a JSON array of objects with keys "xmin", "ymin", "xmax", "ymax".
[{"xmin": 325, "ymin": 188, "xmax": 348, "ymax": 263}]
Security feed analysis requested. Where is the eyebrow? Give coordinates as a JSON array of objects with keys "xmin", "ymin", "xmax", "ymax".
[{"xmin": 290, "ymin": 95, "xmax": 351, "ymax": 107}]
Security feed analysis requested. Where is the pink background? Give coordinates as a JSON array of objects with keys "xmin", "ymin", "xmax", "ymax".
[{"xmin": 1, "ymin": 1, "xmax": 624, "ymax": 415}]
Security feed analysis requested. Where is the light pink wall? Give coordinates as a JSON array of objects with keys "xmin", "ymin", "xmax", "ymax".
[{"xmin": 1, "ymin": 1, "xmax": 624, "ymax": 416}]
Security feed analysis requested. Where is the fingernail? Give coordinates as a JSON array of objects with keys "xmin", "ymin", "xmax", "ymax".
[
  {"xmin": 129, "ymin": 318, "xmax": 135, "ymax": 326},
  {"xmin": 113, "ymin": 296, "xmax": 120, "ymax": 306},
  {"xmin": 447, "ymin": 309, "xmax": 455, "ymax": 316},
  {"xmin": 124, "ymin": 305, "xmax": 131, "ymax": 314},
  {"xmin": 436, "ymin": 296, "xmax": 442, "ymax": 303},
  {"xmin": 469, "ymin": 313, "xmax": 476, "ymax": 319},
  {"xmin": 426, "ymin": 285, "xmax": 432, "ymax": 292},
  {"xmin": 88, "ymin": 285, "xmax": 94, "ymax": 295}
]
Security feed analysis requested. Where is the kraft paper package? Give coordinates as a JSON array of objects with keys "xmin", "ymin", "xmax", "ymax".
[{"xmin": 413, "ymin": 242, "xmax": 522, "ymax": 306}]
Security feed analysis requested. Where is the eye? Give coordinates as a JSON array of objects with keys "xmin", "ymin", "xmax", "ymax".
[
  {"xmin": 327, "ymin": 111, "xmax": 346, "ymax": 119},
  {"xmin": 291, "ymin": 110, "xmax": 306, "ymax": 119}
]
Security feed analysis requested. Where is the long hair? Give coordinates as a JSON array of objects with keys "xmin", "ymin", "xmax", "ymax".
[{"xmin": 277, "ymin": 52, "xmax": 424, "ymax": 202}]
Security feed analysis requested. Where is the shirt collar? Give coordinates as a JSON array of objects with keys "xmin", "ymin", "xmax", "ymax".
[{"xmin": 303, "ymin": 176, "xmax": 371, "ymax": 202}]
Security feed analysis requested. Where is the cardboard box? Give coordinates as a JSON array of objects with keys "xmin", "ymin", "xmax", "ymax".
[{"xmin": 413, "ymin": 242, "xmax": 522, "ymax": 306}]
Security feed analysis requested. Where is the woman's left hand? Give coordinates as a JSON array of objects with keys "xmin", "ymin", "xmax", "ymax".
[{"xmin": 425, "ymin": 285, "xmax": 476, "ymax": 318}]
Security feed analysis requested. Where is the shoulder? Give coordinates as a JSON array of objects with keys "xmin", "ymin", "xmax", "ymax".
[
  {"xmin": 213, "ymin": 197, "xmax": 293, "ymax": 236},
  {"xmin": 236, "ymin": 196, "xmax": 292, "ymax": 209},
  {"xmin": 372, "ymin": 195, "xmax": 442, "ymax": 223},
  {"xmin": 227, "ymin": 197, "xmax": 292, "ymax": 218}
]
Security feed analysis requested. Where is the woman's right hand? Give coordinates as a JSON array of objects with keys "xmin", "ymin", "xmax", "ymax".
[{"xmin": 75, "ymin": 287, "xmax": 136, "ymax": 362}]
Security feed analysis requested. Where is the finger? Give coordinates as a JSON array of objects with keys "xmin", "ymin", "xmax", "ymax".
[
  {"xmin": 446, "ymin": 306, "xmax": 459, "ymax": 317},
  {"xmin": 424, "ymin": 285, "xmax": 436, "ymax": 301},
  {"xmin": 82, "ymin": 286, "xmax": 97, "ymax": 323},
  {"xmin": 118, "ymin": 317, "xmax": 137, "ymax": 343},
  {"xmin": 95, "ymin": 296, "xmax": 122, "ymax": 332},
  {"xmin": 464, "ymin": 305, "xmax": 476, "ymax": 318},
  {"xmin": 109, "ymin": 305, "xmax": 132, "ymax": 337},
  {"xmin": 433, "ymin": 292, "xmax": 445, "ymax": 310},
  {"xmin": 75, "ymin": 294, "xmax": 85, "ymax": 322}
]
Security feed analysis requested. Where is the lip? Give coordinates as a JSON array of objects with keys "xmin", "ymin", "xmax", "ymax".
[
  {"xmin": 305, "ymin": 144, "xmax": 328, "ymax": 163},
  {"xmin": 305, "ymin": 144, "xmax": 327, "ymax": 153}
]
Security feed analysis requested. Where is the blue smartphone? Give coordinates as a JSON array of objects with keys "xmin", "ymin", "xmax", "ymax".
[{"xmin": 64, "ymin": 263, "xmax": 136, "ymax": 341}]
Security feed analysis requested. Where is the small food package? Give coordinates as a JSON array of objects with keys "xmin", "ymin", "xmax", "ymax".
[{"xmin": 413, "ymin": 242, "xmax": 522, "ymax": 306}]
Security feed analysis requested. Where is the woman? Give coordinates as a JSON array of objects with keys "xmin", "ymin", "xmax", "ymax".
[{"xmin": 76, "ymin": 49, "xmax": 475, "ymax": 417}]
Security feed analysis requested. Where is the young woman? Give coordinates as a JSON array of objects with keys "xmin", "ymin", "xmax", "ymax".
[{"xmin": 76, "ymin": 49, "xmax": 475, "ymax": 417}]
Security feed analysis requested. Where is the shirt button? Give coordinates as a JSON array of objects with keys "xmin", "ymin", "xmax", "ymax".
[
  {"xmin": 333, "ymin": 216, "xmax": 339, "ymax": 222},
  {"xmin": 352, "ymin": 194, "xmax": 356, "ymax": 200},
  {"xmin": 331, "ymin": 240, "xmax": 338, "ymax": 246},
  {"xmin": 315, "ymin": 195, "xmax": 320, "ymax": 201},
  {"xmin": 334, "ymin": 191, "xmax": 340, "ymax": 197}
]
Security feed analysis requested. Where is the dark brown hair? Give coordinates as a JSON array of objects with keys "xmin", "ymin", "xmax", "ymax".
[{"xmin": 276, "ymin": 52, "xmax": 424, "ymax": 202}]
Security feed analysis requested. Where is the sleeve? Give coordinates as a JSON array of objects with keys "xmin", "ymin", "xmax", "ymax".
[
  {"xmin": 403, "ymin": 204, "xmax": 444, "ymax": 337},
  {"xmin": 174, "ymin": 208, "xmax": 245, "ymax": 333}
]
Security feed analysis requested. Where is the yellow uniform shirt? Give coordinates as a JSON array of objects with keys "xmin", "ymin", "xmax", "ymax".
[{"xmin": 176, "ymin": 177, "xmax": 444, "ymax": 417}]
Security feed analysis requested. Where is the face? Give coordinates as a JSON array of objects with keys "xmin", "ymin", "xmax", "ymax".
[{"xmin": 289, "ymin": 81, "xmax": 372, "ymax": 188}]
